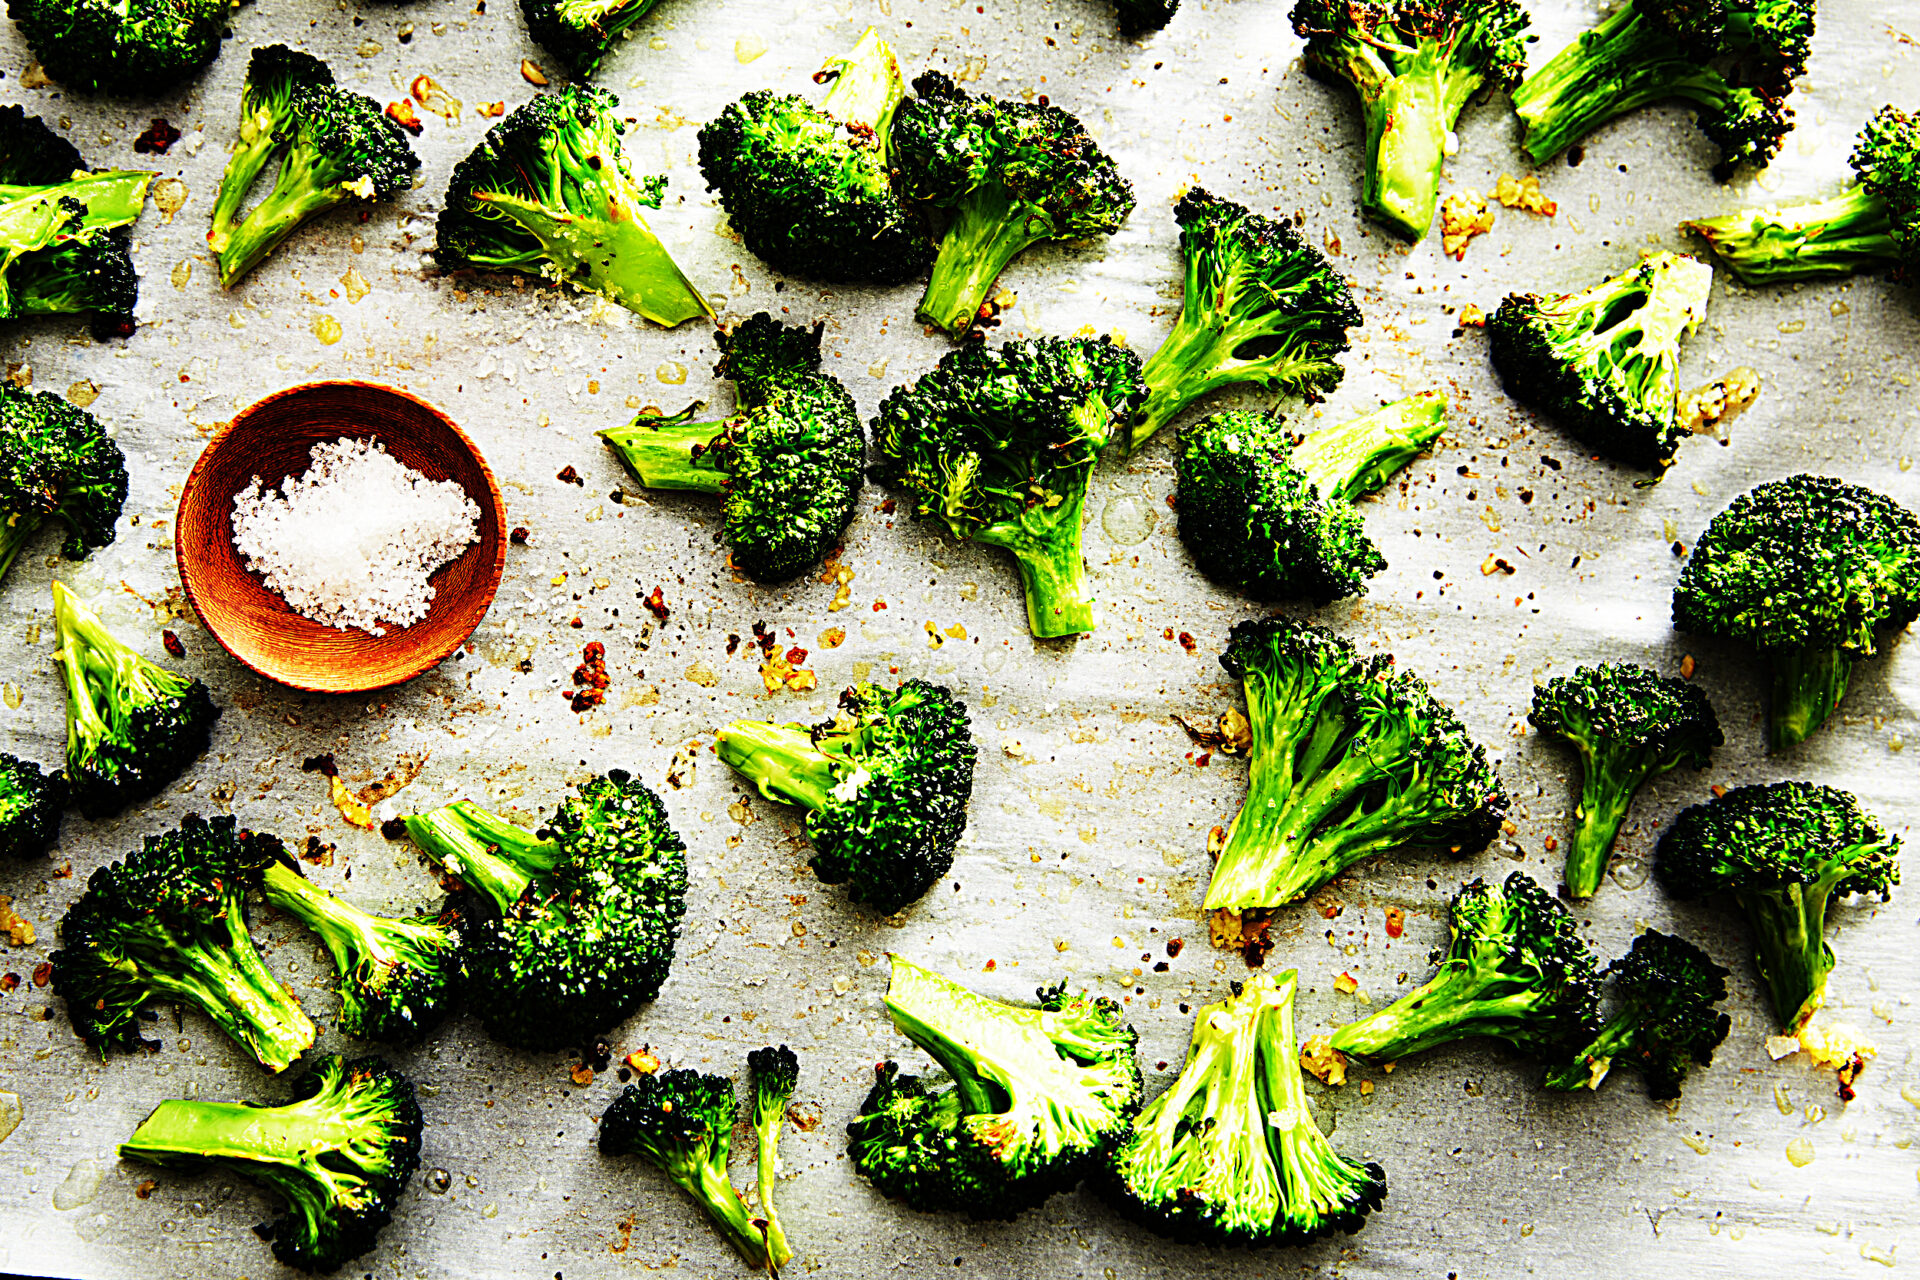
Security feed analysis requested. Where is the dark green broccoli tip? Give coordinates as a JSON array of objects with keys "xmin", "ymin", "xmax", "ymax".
[
  {"xmin": 1131, "ymin": 188, "xmax": 1360, "ymax": 451},
  {"xmin": 892, "ymin": 71, "xmax": 1134, "ymax": 336},
  {"xmin": 0, "ymin": 384, "xmax": 128, "ymax": 587},
  {"xmin": 1528, "ymin": 662, "xmax": 1721, "ymax": 899},
  {"xmin": 437, "ymin": 85, "xmax": 711, "ymax": 327},
  {"xmin": 1114, "ymin": 0, "xmax": 1178, "ymax": 36},
  {"xmin": 747, "ymin": 1045, "xmax": 799, "ymax": 1270},
  {"xmin": 1175, "ymin": 394, "xmax": 1446, "ymax": 602},
  {"xmin": 696, "ymin": 29, "xmax": 931, "ymax": 285},
  {"xmin": 520, "ymin": 0, "xmax": 662, "ymax": 78},
  {"xmin": 1685, "ymin": 104, "xmax": 1920, "ymax": 284},
  {"xmin": 1671, "ymin": 474, "xmax": 1920, "ymax": 751},
  {"xmin": 119, "ymin": 1055, "xmax": 422, "ymax": 1273},
  {"xmin": 599, "ymin": 313, "xmax": 864, "ymax": 582},
  {"xmin": 600, "ymin": 1067, "xmax": 774, "ymax": 1269},
  {"xmin": 1543, "ymin": 930, "xmax": 1731, "ymax": 1099},
  {"xmin": 1511, "ymin": 0, "xmax": 1809, "ymax": 178},
  {"xmin": 871, "ymin": 335, "xmax": 1144, "ymax": 637},
  {"xmin": 260, "ymin": 859, "xmax": 467, "ymax": 1044},
  {"xmin": 1101, "ymin": 969, "xmax": 1386, "ymax": 1246},
  {"xmin": 50, "ymin": 814, "xmax": 315, "ymax": 1070},
  {"xmin": 848, "ymin": 955, "xmax": 1143, "ymax": 1219},
  {"xmin": 1203, "ymin": 617, "xmax": 1506, "ymax": 913},
  {"xmin": 6, "ymin": 0, "xmax": 227, "ymax": 95},
  {"xmin": 717, "ymin": 679, "xmax": 977, "ymax": 914},
  {"xmin": 1655, "ymin": 781, "xmax": 1899, "ymax": 1031},
  {"xmin": 0, "ymin": 750, "xmax": 63, "ymax": 858},
  {"xmin": 1291, "ymin": 0, "xmax": 1531, "ymax": 239},
  {"xmin": 1327, "ymin": 871, "xmax": 1602, "ymax": 1063},
  {"xmin": 1487, "ymin": 251, "xmax": 1712, "ymax": 471},
  {"xmin": 0, "ymin": 103, "xmax": 85, "ymax": 183},
  {"xmin": 52, "ymin": 581, "xmax": 216, "ymax": 819},
  {"xmin": 400, "ymin": 769, "xmax": 687, "ymax": 1050}
]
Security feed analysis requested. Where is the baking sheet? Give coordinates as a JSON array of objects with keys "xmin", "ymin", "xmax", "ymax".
[{"xmin": 2, "ymin": 0, "xmax": 1919, "ymax": 1276}]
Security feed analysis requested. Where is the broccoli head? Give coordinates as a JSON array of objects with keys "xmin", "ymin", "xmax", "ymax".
[
  {"xmin": 51, "ymin": 814, "xmax": 315, "ymax": 1070},
  {"xmin": 1174, "ymin": 394, "xmax": 1447, "ymax": 602},
  {"xmin": 6, "ymin": 233, "xmax": 140, "ymax": 339},
  {"xmin": 747, "ymin": 1045, "xmax": 799, "ymax": 1269},
  {"xmin": 1543, "ymin": 930, "xmax": 1731, "ymax": 1099},
  {"xmin": 1672, "ymin": 474, "xmax": 1920, "ymax": 750},
  {"xmin": 697, "ymin": 29, "xmax": 930, "ymax": 285},
  {"xmin": 848, "ymin": 955, "xmax": 1143, "ymax": 1219},
  {"xmin": 260, "ymin": 859, "xmax": 467, "ymax": 1044},
  {"xmin": 717, "ymin": 679, "xmax": 977, "ymax": 914},
  {"xmin": 0, "ymin": 384, "xmax": 128, "ymax": 586},
  {"xmin": 1511, "ymin": 0, "xmax": 1813, "ymax": 178},
  {"xmin": 1291, "ymin": 0, "xmax": 1532, "ymax": 240},
  {"xmin": 401, "ymin": 769, "xmax": 687, "ymax": 1049},
  {"xmin": 599, "ymin": 313, "xmax": 863, "ymax": 581},
  {"xmin": 1204, "ymin": 618, "xmax": 1506, "ymax": 914},
  {"xmin": 0, "ymin": 107, "xmax": 146, "ymax": 337},
  {"xmin": 1328, "ymin": 871, "xmax": 1602, "ymax": 1063},
  {"xmin": 892, "ymin": 71, "xmax": 1134, "ymax": 336},
  {"xmin": 1101, "ymin": 969, "xmax": 1386, "ymax": 1246},
  {"xmin": 7, "ymin": 0, "xmax": 228, "ymax": 95},
  {"xmin": 120, "ymin": 1055, "xmax": 422, "ymax": 1273},
  {"xmin": 521, "ymin": 0, "xmax": 662, "ymax": 79},
  {"xmin": 1656, "ymin": 781, "xmax": 1899, "ymax": 1031},
  {"xmin": 53, "ymin": 581, "xmax": 217, "ymax": 818},
  {"xmin": 1488, "ymin": 251, "xmax": 1713, "ymax": 471},
  {"xmin": 1685, "ymin": 104, "xmax": 1920, "ymax": 284},
  {"xmin": 209, "ymin": 47, "xmax": 333, "ymax": 260},
  {"xmin": 438, "ymin": 85, "xmax": 712, "ymax": 328},
  {"xmin": 0, "ymin": 750, "xmax": 63, "ymax": 859},
  {"xmin": 871, "ymin": 335, "xmax": 1144, "ymax": 637},
  {"xmin": 1528, "ymin": 662, "xmax": 1721, "ymax": 899}
]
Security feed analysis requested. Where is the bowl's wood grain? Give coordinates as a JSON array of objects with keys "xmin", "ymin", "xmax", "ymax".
[{"xmin": 175, "ymin": 381, "xmax": 508, "ymax": 694}]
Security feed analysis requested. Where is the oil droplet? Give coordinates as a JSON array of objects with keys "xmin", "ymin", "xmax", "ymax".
[
  {"xmin": 426, "ymin": 1168, "xmax": 451, "ymax": 1193},
  {"xmin": 1778, "ymin": 319, "xmax": 1806, "ymax": 334},
  {"xmin": 170, "ymin": 260, "xmax": 192, "ymax": 290},
  {"xmin": 1608, "ymin": 857, "xmax": 1649, "ymax": 891},
  {"xmin": 1519, "ymin": 1223, "xmax": 1534, "ymax": 1237},
  {"xmin": 867, "ymin": 358, "xmax": 889, "ymax": 380},
  {"xmin": 3, "ymin": 682, "xmax": 20, "ymax": 710},
  {"xmin": 312, "ymin": 314, "xmax": 343, "ymax": 346},
  {"xmin": 735, "ymin": 34, "xmax": 766, "ymax": 62},
  {"xmin": 1804, "ymin": 1103, "xmax": 1826, "ymax": 1125},
  {"xmin": 66, "ymin": 380, "xmax": 99, "ymax": 408},
  {"xmin": 150, "ymin": 177, "xmax": 187, "ymax": 224},
  {"xmin": 52, "ymin": 1158, "xmax": 103, "ymax": 1209},
  {"xmin": 656, "ymin": 361, "xmax": 688, "ymax": 384},
  {"xmin": 0, "ymin": 1090, "xmax": 20, "ymax": 1142},
  {"xmin": 1862, "ymin": 1241, "xmax": 1898, "ymax": 1267},
  {"xmin": 1678, "ymin": 1133, "xmax": 1709, "ymax": 1154},
  {"xmin": 1773, "ymin": 1080, "xmax": 1792, "ymax": 1114},
  {"xmin": 340, "ymin": 266, "xmax": 370, "ymax": 303},
  {"xmin": 1785, "ymin": 1136, "xmax": 1814, "ymax": 1167},
  {"xmin": 1901, "ymin": 1083, "xmax": 1920, "ymax": 1109},
  {"xmin": 1100, "ymin": 493, "xmax": 1158, "ymax": 546},
  {"xmin": 482, "ymin": 1203, "xmax": 499, "ymax": 1219}
]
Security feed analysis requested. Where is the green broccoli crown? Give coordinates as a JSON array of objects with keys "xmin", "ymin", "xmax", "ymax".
[
  {"xmin": 1114, "ymin": 0, "xmax": 1178, "ymax": 35},
  {"xmin": 0, "ymin": 382, "xmax": 128, "ymax": 577},
  {"xmin": 1544, "ymin": 930, "xmax": 1731, "ymax": 1099},
  {"xmin": 120, "ymin": 1054, "xmax": 422, "ymax": 1273},
  {"xmin": 7, "ymin": 231, "xmax": 140, "ymax": 339},
  {"xmin": 520, "ymin": 0, "xmax": 662, "ymax": 78},
  {"xmin": 717, "ymin": 679, "xmax": 978, "ymax": 914},
  {"xmin": 7, "ymin": 0, "xmax": 227, "ymax": 95},
  {"xmin": 697, "ymin": 30, "xmax": 930, "ymax": 284},
  {"xmin": 1853, "ymin": 105, "xmax": 1920, "ymax": 272},
  {"xmin": 0, "ymin": 749, "xmax": 63, "ymax": 859},
  {"xmin": 1488, "ymin": 252, "xmax": 1713, "ymax": 471},
  {"xmin": 1204, "ymin": 617, "xmax": 1507, "ymax": 911},
  {"xmin": 51, "ymin": 814, "xmax": 316, "ymax": 1069},
  {"xmin": 871, "ymin": 335, "xmax": 1144, "ymax": 636},
  {"xmin": 848, "ymin": 956, "xmax": 1143, "ymax": 1220},
  {"xmin": 0, "ymin": 104, "xmax": 84, "ymax": 183},
  {"xmin": 1131, "ymin": 188, "xmax": 1363, "ymax": 449},
  {"xmin": 1328, "ymin": 871, "xmax": 1602, "ymax": 1063},
  {"xmin": 1101, "ymin": 969, "xmax": 1386, "ymax": 1246}
]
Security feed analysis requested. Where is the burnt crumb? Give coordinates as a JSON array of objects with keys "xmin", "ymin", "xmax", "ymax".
[
  {"xmin": 132, "ymin": 118, "xmax": 180, "ymax": 155},
  {"xmin": 510, "ymin": 526, "xmax": 531, "ymax": 545},
  {"xmin": 162, "ymin": 629, "xmax": 185, "ymax": 657},
  {"xmin": 556, "ymin": 465, "xmax": 583, "ymax": 486},
  {"xmin": 380, "ymin": 817, "xmax": 410, "ymax": 840},
  {"xmin": 302, "ymin": 754, "xmax": 338, "ymax": 777},
  {"xmin": 568, "ymin": 641, "xmax": 608, "ymax": 712},
  {"xmin": 643, "ymin": 587, "xmax": 669, "ymax": 622}
]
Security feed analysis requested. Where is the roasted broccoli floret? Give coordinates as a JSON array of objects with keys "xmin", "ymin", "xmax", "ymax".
[
  {"xmin": 0, "ymin": 750, "xmax": 63, "ymax": 859},
  {"xmin": 697, "ymin": 29, "xmax": 930, "ymax": 285},
  {"xmin": 1528, "ymin": 662, "xmax": 1721, "ymax": 899},
  {"xmin": 0, "ymin": 106, "xmax": 147, "ymax": 337},
  {"xmin": 1685, "ymin": 104, "xmax": 1920, "ymax": 283},
  {"xmin": 209, "ymin": 47, "xmax": 332, "ymax": 260},
  {"xmin": 1291, "ymin": 0, "xmax": 1532, "ymax": 240},
  {"xmin": 717, "ymin": 679, "xmax": 977, "ymax": 913},
  {"xmin": 1131, "ymin": 188, "xmax": 1361, "ymax": 450},
  {"xmin": 260, "ymin": 859, "xmax": 466, "ymax": 1044},
  {"xmin": 1203, "ymin": 618, "xmax": 1506, "ymax": 914},
  {"xmin": 1487, "ymin": 251, "xmax": 1713, "ymax": 471},
  {"xmin": 870, "ymin": 336, "xmax": 1144, "ymax": 637},
  {"xmin": 50, "ymin": 814, "xmax": 314, "ymax": 1070},
  {"xmin": 120, "ymin": 1055, "xmax": 422, "ymax": 1273},
  {"xmin": 848, "ymin": 955, "xmax": 1143, "ymax": 1219},
  {"xmin": 438, "ymin": 85, "xmax": 711, "ymax": 328},
  {"xmin": 0, "ymin": 384, "xmax": 128, "ymax": 587},
  {"xmin": 1511, "ymin": 0, "xmax": 1813, "ymax": 178},
  {"xmin": 521, "ymin": 0, "xmax": 661, "ymax": 79},
  {"xmin": 599, "ymin": 313, "xmax": 863, "ymax": 581},
  {"xmin": 747, "ymin": 1045, "xmax": 798, "ymax": 1268},
  {"xmin": 400, "ymin": 770, "xmax": 687, "ymax": 1049},
  {"xmin": 1101, "ymin": 970, "xmax": 1386, "ymax": 1246},
  {"xmin": 53, "ymin": 581, "xmax": 217, "ymax": 818},
  {"xmin": 1672, "ymin": 475, "xmax": 1920, "ymax": 750},
  {"xmin": 1327, "ymin": 871, "xmax": 1602, "ymax": 1063},
  {"xmin": 1114, "ymin": 0, "xmax": 1177, "ymax": 35},
  {"xmin": 1543, "ymin": 930, "xmax": 1731, "ymax": 1098},
  {"xmin": 7, "ymin": 0, "xmax": 228, "ymax": 95},
  {"xmin": 1174, "ymin": 394, "xmax": 1447, "ymax": 601},
  {"xmin": 1656, "ymin": 781, "xmax": 1899, "ymax": 1031},
  {"xmin": 891, "ymin": 71, "xmax": 1134, "ymax": 336}
]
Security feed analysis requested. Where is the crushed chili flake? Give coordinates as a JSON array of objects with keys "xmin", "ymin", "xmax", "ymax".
[
  {"xmin": 520, "ymin": 58, "xmax": 547, "ymax": 85},
  {"xmin": 1384, "ymin": 906, "xmax": 1405, "ymax": 938},
  {"xmin": 1, "ymin": 894, "xmax": 35, "ymax": 947},
  {"xmin": 1165, "ymin": 937, "xmax": 1184, "ymax": 958},
  {"xmin": 162, "ymin": 629, "xmax": 185, "ymax": 657},
  {"xmin": 0, "ymin": 973, "xmax": 17, "ymax": 994},
  {"xmin": 132, "ymin": 118, "xmax": 180, "ymax": 155},
  {"xmin": 556, "ymin": 465, "xmax": 584, "ymax": 486},
  {"xmin": 300, "ymin": 835, "xmax": 337, "ymax": 866},
  {"xmin": 643, "ymin": 587, "xmax": 669, "ymax": 621},
  {"xmin": 509, "ymin": 526, "xmax": 530, "ymax": 545},
  {"xmin": 134, "ymin": 1179, "xmax": 158, "ymax": 1200},
  {"xmin": 569, "ymin": 1063, "xmax": 595, "ymax": 1087},
  {"xmin": 1176, "ymin": 631, "xmax": 1197, "ymax": 653},
  {"xmin": 380, "ymin": 817, "xmax": 409, "ymax": 840},
  {"xmin": 31, "ymin": 961, "xmax": 52, "ymax": 987},
  {"xmin": 384, "ymin": 100, "xmax": 423, "ymax": 135},
  {"xmin": 1332, "ymin": 971, "xmax": 1359, "ymax": 995},
  {"xmin": 569, "ymin": 641, "xmax": 609, "ymax": 712}
]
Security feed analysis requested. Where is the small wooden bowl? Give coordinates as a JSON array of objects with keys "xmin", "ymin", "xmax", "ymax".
[{"xmin": 176, "ymin": 381, "xmax": 508, "ymax": 694}]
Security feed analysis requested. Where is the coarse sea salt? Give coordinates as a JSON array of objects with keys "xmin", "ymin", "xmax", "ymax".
[{"xmin": 230, "ymin": 437, "xmax": 481, "ymax": 636}]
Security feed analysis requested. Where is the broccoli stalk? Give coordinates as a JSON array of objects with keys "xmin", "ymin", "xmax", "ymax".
[
  {"xmin": 1543, "ymin": 930, "xmax": 1730, "ymax": 1099},
  {"xmin": 0, "ymin": 108, "xmax": 145, "ymax": 336},
  {"xmin": 747, "ymin": 1045, "xmax": 798, "ymax": 1270},
  {"xmin": 600, "ymin": 405, "xmax": 729, "ymax": 492},
  {"xmin": 400, "ymin": 799, "xmax": 558, "ymax": 911},
  {"xmin": 1289, "ymin": 393, "xmax": 1449, "ymax": 502}
]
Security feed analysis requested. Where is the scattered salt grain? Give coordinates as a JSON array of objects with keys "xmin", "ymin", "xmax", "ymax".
[{"xmin": 231, "ymin": 438, "xmax": 480, "ymax": 636}]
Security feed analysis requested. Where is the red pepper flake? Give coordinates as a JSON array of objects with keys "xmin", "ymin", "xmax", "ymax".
[
  {"xmin": 31, "ymin": 961, "xmax": 52, "ymax": 987},
  {"xmin": 509, "ymin": 526, "xmax": 530, "ymax": 545},
  {"xmin": 132, "ymin": 118, "xmax": 180, "ymax": 155},
  {"xmin": 384, "ymin": 100, "xmax": 424, "ymax": 136},
  {"xmin": 0, "ymin": 972, "xmax": 18, "ymax": 993},
  {"xmin": 133, "ymin": 1179, "xmax": 157, "ymax": 1200},
  {"xmin": 1193, "ymin": 752, "xmax": 1210, "ymax": 767},
  {"xmin": 1177, "ymin": 632, "xmax": 1197, "ymax": 653},
  {"xmin": 162, "ymin": 629, "xmax": 185, "ymax": 657},
  {"xmin": 879, "ymin": 497, "xmax": 897, "ymax": 515},
  {"xmin": 644, "ymin": 587, "xmax": 669, "ymax": 622},
  {"xmin": 1165, "ymin": 937, "xmax": 1184, "ymax": 958},
  {"xmin": 556, "ymin": 465, "xmax": 584, "ymax": 486},
  {"xmin": 569, "ymin": 616, "xmax": 583, "ymax": 628},
  {"xmin": 872, "ymin": 601, "xmax": 887, "ymax": 611},
  {"xmin": 785, "ymin": 646, "xmax": 808, "ymax": 666},
  {"xmin": 570, "ymin": 1062, "xmax": 595, "ymax": 1086},
  {"xmin": 1837, "ymin": 1052, "xmax": 1868, "ymax": 1101},
  {"xmin": 1385, "ymin": 906, "xmax": 1405, "ymax": 938}
]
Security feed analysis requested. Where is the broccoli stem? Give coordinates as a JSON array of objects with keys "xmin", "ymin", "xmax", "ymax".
[
  {"xmin": 1356, "ymin": 73, "xmax": 1451, "ymax": 241},
  {"xmin": 819, "ymin": 27, "xmax": 907, "ymax": 143},
  {"xmin": 1735, "ymin": 884, "xmax": 1832, "ymax": 1031},
  {"xmin": 674, "ymin": 1161, "xmax": 774, "ymax": 1270},
  {"xmin": 1540, "ymin": 1010, "xmax": 1637, "ymax": 1090},
  {"xmin": 1687, "ymin": 185, "xmax": 1899, "ymax": 284},
  {"xmin": 1290, "ymin": 394, "xmax": 1448, "ymax": 502},
  {"xmin": 401, "ymin": 802, "xmax": 559, "ymax": 914},
  {"xmin": 598, "ymin": 414, "xmax": 731, "ymax": 493},
  {"xmin": 1511, "ymin": 4, "xmax": 1692, "ymax": 165},
  {"xmin": 261, "ymin": 860, "xmax": 441, "ymax": 993},
  {"xmin": 916, "ymin": 179, "xmax": 1047, "ymax": 336},
  {"xmin": 52, "ymin": 581, "xmax": 193, "ymax": 728},
  {"xmin": 122, "ymin": 1097, "xmax": 335, "ymax": 1169},
  {"xmin": 714, "ymin": 720, "xmax": 837, "ymax": 812},
  {"xmin": 1204, "ymin": 739, "xmax": 1398, "ymax": 909},
  {"xmin": 1252, "ymin": 973, "xmax": 1358, "ymax": 1217},
  {"xmin": 974, "ymin": 491, "xmax": 1096, "ymax": 637},
  {"xmin": 753, "ymin": 1110, "xmax": 791, "ymax": 1270},
  {"xmin": 1564, "ymin": 765, "xmax": 1635, "ymax": 900},
  {"xmin": 210, "ymin": 114, "xmax": 291, "ymax": 253},
  {"xmin": 0, "ymin": 513, "xmax": 42, "ymax": 584},
  {"xmin": 215, "ymin": 148, "xmax": 352, "ymax": 288},
  {"xmin": 1767, "ymin": 645, "xmax": 1852, "ymax": 751},
  {"xmin": 1327, "ymin": 973, "xmax": 1539, "ymax": 1061}
]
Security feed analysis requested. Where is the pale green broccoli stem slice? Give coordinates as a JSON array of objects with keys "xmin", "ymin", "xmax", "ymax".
[
  {"xmin": 972, "ymin": 481, "xmax": 1096, "ymax": 638},
  {"xmin": 1768, "ymin": 645, "xmax": 1852, "ymax": 752},
  {"xmin": 818, "ymin": 27, "xmax": 908, "ymax": 144},
  {"xmin": 400, "ymin": 801, "xmax": 558, "ymax": 914},
  {"xmin": 917, "ymin": 178, "xmax": 1049, "ymax": 337},
  {"xmin": 1686, "ymin": 185, "xmax": 1898, "ymax": 284},
  {"xmin": 715, "ymin": 720, "xmax": 838, "ymax": 812},
  {"xmin": 598, "ymin": 412, "xmax": 733, "ymax": 494},
  {"xmin": 1290, "ymin": 393, "xmax": 1448, "ymax": 502},
  {"xmin": 1566, "ymin": 760, "xmax": 1636, "ymax": 900},
  {"xmin": 1737, "ymin": 882, "xmax": 1833, "ymax": 1031}
]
